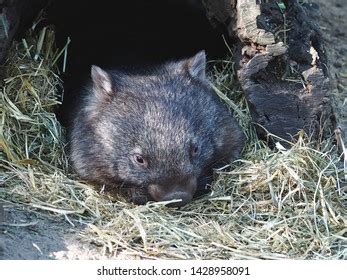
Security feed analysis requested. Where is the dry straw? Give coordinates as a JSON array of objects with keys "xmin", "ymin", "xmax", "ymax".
[{"xmin": 0, "ymin": 26, "xmax": 346, "ymax": 259}]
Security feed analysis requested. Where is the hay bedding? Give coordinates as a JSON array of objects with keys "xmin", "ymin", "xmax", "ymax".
[{"xmin": 0, "ymin": 25, "xmax": 346, "ymax": 260}]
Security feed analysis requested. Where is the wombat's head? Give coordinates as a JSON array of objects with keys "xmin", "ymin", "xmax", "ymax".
[{"xmin": 71, "ymin": 51, "xmax": 245, "ymax": 207}]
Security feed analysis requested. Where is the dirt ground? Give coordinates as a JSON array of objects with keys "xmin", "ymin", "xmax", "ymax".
[
  {"xmin": 0, "ymin": 205, "xmax": 97, "ymax": 259},
  {"xmin": 1, "ymin": 0, "xmax": 346, "ymax": 260}
]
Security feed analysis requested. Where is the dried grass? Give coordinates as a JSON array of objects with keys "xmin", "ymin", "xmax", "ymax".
[{"xmin": 1, "ymin": 26, "xmax": 346, "ymax": 259}]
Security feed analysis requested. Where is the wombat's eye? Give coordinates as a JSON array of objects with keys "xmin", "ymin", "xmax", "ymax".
[
  {"xmin": 133, "ymin": 153, "xmax": 148, "ymax": 167},
  {"xmin": 136, "ymin": 155, "xmax": 144, "ymax": 163}
]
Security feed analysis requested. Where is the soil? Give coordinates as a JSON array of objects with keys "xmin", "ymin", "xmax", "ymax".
[
  {"xmin": 0, "ymin": 204, "xmax": 107, "ymax": 259},
  {"xmin": 1, "ymin": 0, "xmax": 346, "ymax": 259}
]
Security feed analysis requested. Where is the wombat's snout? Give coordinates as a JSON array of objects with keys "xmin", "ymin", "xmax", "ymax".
[{"xmin": 148, "ymin": 177, "xmax": 197, "ymax": 207}]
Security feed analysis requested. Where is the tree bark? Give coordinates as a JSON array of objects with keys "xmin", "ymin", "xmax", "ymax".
[{"xmin": 203, "ymin": 0, "xmax": 336, "ymax": 143}]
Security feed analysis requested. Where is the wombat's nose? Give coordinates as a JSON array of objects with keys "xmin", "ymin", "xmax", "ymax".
[{"xmin": 163, "ymin": 191, "xmax": 193, "ymax": 207}]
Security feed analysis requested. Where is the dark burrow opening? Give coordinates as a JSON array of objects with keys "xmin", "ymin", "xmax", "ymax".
[{"xmin": 46, "ymin": 0, "xmax": 231, "ymax": 67}]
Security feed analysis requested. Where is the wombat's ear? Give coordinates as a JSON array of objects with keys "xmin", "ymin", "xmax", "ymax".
[
  {"xmin": 186, "ymin": 50, "xmax": 206, "ymax": 80},
  {"xmin": 91, "ymin": 65, "xmax": 113, "ymax": 98}
]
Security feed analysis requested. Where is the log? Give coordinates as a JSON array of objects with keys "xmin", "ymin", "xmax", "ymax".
[{"xmin": 203, "ymin": 0, "xmax": 336, "ymax": 144}]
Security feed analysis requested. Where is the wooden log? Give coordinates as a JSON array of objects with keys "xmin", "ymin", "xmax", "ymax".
[{"xmin": 203, "ymin": 0, "xmax": 336, "ymax": 143}]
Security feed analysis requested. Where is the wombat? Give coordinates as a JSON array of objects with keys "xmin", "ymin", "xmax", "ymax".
[{"xmin": 69, "ymin": 51, "xmax": 245, "ymax": 207}]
